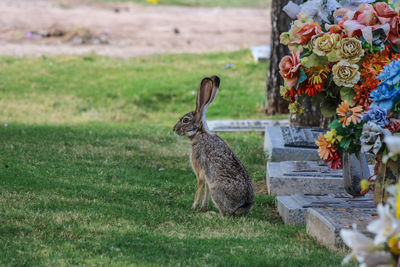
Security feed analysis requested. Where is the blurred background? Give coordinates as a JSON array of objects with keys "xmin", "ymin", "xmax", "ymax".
[{"xmin": 0, "ymin": 0, "xmax": 270, "ymax": 58}]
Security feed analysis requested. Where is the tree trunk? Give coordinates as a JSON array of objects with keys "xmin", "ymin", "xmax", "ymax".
[
  {"xmin": 265, "ymin": 0, "xmax": 301, "ymax": 115},
  {"xmin": 266, "ymin": 0, "xmax": 328, "ymax": 127},
  {"xmin": 289, "ymin": 97, "xmax": 331, "ymax": 128}
]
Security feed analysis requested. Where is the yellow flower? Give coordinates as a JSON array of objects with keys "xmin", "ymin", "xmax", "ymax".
[
  {"xmin": 304, "ymin": 66, "xmax": 330, "ymax": 85},
  {"xmin": 337, "ymin": 37, "xmax": 364, "ymax": 63},
  {"xmin": 323, "ymin": 129, "xmax": 343, "ymax": 145},
  {"xmin": 396, "ymin": 189, "xmax": 400, "ymax": 219},
  {"xmin": 147, "ymin": 0, "xmax": 159, "ymax": 4},
  {"xmin": 313, "ymin": 33, "xmax": 340, "ymax": 56},
  {"xmin": 388, "ymin": 234, "xmax": 400, "ymax": 255},
  {"xmin": 360, "ymin": 180, "xmax": 370, "ymax": 191},
  {"xmin": 332, "ymin": 60, "xmax": 360, "ymax": 87}
]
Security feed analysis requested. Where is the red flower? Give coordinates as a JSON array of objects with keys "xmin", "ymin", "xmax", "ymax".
[
  {"xmin": 385, "ymin": 118, "xmax": 400, "ymax": 134},
  {"xmin": 325, "ymin": 151, "xmax": 342, "ymax": 169},
  {"xmin": 305, "ymin": 84, "xmax": 323, "ymax": 96},
  {"xmin": 285, "ymin": 87, "xmax": 298, "ymax": 103}
]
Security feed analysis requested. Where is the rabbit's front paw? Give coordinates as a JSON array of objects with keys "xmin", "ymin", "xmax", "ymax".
[
  {"xmin": 192, "ymin": 202, "xmax": 200, "ymax": 210},
  {"xmin": 200, "ymin": 204, "xmax": 208, "ymax": 212}
]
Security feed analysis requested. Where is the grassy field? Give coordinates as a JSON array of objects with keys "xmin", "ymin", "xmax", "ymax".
[
  {"xmin": 0, "ymin": 51, "xmax": 348, "ymax": 266},
  {"xmin": 96, "ymin": 0, "xmax": 271, "ymax": 8}
]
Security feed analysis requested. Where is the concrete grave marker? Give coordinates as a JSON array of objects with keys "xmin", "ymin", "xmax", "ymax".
[
  {"xmin": 264, "ymin": 126, "xmax": 324, "ymax": 161},
  {"xmin": 307, "ymin": 207, "xmax": 377, "ymax": 250},
  {"xmin": 267, "ymin": 161, "xmax": 344, "ymax": 196},
  {"xmin": 207, "ymin": 120, "xmax": 288, "ymax": 132},
  {"xmin": 277, "ymin": 193, "xmax": 375, "ymax": 225}
]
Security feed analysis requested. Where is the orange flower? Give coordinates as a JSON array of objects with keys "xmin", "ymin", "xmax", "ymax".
[
  {"xmin": 290, "ymin": 23, "xmax": 322, "ymax": 45},
  {"xmin": 316, "ymin": 134, "xmax": 334, "ymax": 160},
  {"xmin": 304, "ymin": 83, "xmax": 323, "ymax": 96},
  {"xmin": 336, "ymin": 100, "xmax": 363, "ymax": 126}
]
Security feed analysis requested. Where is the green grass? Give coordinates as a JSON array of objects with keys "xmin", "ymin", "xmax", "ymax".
[
  {"xmin": 0, "ymin": 50, "xmax": 347, "ymax": 266},
  {"xmin": 96, "ymin": 0, "xmax": 270, "ymax": 8}
]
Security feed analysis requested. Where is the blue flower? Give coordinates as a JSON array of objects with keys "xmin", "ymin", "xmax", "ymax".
[
  {"xmin": 362, "ymin": 107, "xmax": 389, "ymax": 127},
  {"xmin": 376, "ymin": 59, "xmax": 400, "ymax": 87},
  {"xmin": 370, "ymin": 83, "xmax": 400, "ymax": 111}
]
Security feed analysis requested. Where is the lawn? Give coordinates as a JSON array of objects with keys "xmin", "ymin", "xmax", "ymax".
[
  {"xmin": 95, "ymin": 0, "xmax": 271, "ymax": 8},
  {"xmin": 0, "ymin": 51, "xmax": 348, "ymax": 266}
]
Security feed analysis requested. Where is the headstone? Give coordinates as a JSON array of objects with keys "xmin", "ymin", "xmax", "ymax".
[
  {"xmin": 307, "ymin": 207, "xmax": 377, "ymax": 250},
  {"xmin": 251, "ymin": 45, "xmax": 271, "ymax": 63},
  {"xmin": 264, "ymin": 126, "xmax": 324, "ymax": 161},
  {"xmin": 267, "ymin": 161, "xmax": 344, "ymax": 195},
  {"xmin": 277, "ymin": 193, "xmax": 375, "ymax": 225},
  {"xmin": 207, "ymin": 120, "xmax": 289, "ymax": 132}
]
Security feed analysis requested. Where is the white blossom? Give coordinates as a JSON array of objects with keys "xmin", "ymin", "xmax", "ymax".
[
  {"xmin": 384, "ymin": 136, "xmax": 400, "ymax": 155},
  {"xmin": 367, "ymin": 204, "xmax": 400, "ymax": 245}
]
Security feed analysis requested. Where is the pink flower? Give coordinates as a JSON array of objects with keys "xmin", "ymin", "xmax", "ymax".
[
  {"xmin": 333, "ymin": 3, "xmax": 392, "ymax": 44},
  {"xmin": 374, "ymin": 2, "xmax": 397, "ymax": 23},
  {"xmin": 389, "ymin": 14, "xmax": 400, "ymax": 45},
  {"xmin": 279, "ymin": 51, "xmax": 301, "ymax": 89}
]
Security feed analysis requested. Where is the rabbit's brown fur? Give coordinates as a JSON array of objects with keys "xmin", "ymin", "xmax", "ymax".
[{"xmin": 173, "ymin": 76, "xmax": 254, "ymax": 216}]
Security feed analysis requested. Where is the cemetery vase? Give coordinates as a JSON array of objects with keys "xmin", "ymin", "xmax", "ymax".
[
  {"xmin": 342, "ymin": 153, "xmax": 370, "ymax": 197},
  {"xmin": 374, "ymin": 158, "xmax": 400, "ymax": 205}
]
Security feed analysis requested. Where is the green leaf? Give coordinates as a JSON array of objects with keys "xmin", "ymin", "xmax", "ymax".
[
  {"xmin": 340, "ymin": 87, "xmax": 355, "ymax": 105},
  {"xmin": 321, "ymin": 99, "xmax": 338, "ymax": 117},
  {"xmin": 340, "ymin": 137, "xmax": 352, "ymax": 149},
  {"xmin": 303, "ymin": 53, "xmax": 329, "ymax": 68},
  {"xmin": 295, "ymin": 69, "xmax": 307, "ymax": 89},
  {"xmin": 328, "ymin": 119, "xmax": 341, "ymax": 130},
  {"xmin": 327, "ymin": 50, "xmax": 339, "ymax": 62}
]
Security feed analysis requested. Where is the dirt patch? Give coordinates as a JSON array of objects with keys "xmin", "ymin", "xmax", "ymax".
[
  {"xmin": 0, "ymin": 0, "xmax": 271, "ymax": 57},
  {"xmin": 254, "ymin": 179, "xmax": 268, "ymax": 195}
]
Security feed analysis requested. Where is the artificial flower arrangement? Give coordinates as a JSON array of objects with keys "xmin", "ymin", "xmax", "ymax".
[{"xmin": 279, "ymin": 0, "xmax": 400, "ymax": 169}]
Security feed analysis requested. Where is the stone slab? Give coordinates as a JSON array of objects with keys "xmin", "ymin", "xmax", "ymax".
[
  {"xmin": 307, "ymin": 207, "xmax": 377, "ymax": 250},
  {"xmin": 251, "ymin": 45, "xmax": 271, "ymax": 62},
  {"xmin": 277, "ymin": 193, "xmax": 375, "ymax": 225},
  {"xmin": 267, "ymin": 161, "xmax": 344, "ymax": 195},
  {"xmin": 264, "ymin": 126, "xmax": 324, "ymax": 161},
  {"xmin": 207, "ymin": 120, "xmax": 289, "ymax": 132}
]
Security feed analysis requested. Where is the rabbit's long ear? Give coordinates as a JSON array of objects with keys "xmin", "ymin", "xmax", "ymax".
[
  {"xmin": 195, "ymin": 77, "xmax": 213, "ymax": 120},
  {"xmin": 208, "ymin": 75, "xmax": 220, "ymax": 104},
  {"xmin": 195, "ymin": 76, "xmax": 220, "ymax": 126}
]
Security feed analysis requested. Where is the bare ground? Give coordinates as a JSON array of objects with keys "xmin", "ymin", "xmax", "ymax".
[{"xmin": 0, "ymin": 0, "xmax": 271, "ymax": 57}]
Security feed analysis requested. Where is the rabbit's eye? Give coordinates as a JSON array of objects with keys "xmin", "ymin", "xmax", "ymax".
[{"xmin": 182, "ymin": 118, "xmax": 190, "ymax": 123}]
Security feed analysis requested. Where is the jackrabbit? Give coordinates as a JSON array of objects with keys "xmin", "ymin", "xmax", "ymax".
[{"xmin": 173, "ymin": 76, "xmax": 254, "ymax": 216}]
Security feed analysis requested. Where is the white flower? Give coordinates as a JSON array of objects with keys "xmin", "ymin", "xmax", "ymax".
[
  {"xmin": 367, "ymin": 204, "xmax": 400, "ymax": 245},
  {"xmin": 384, "ymin": 136, "xmax": 400, "ymax": 155},
  {"xmin": 282, "ymin": 1, "xmax": 300, "ymax": 19},
  {"xmin": 283, "ymin": 0, "xmax": 331, "ymax": 23},
  {"xmin": 340, "ymin": 228, "xmax": 375, "ymax": 264}
]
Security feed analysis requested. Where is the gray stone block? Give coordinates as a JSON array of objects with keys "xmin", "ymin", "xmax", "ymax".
[
  {"xmin": 267, "ymin": 161, "xmax": 344, "ymax": 195},
  {"xmin": 277, "ymin": 193, "xmax": 375, "ymax": 226},
  {"xmin": 207, "ymin": 119, "xmax": 289, "ymax": 132},
  {"xmin": 264, "ymin": 126, "xmax": 323, "ymax": 161},
  {"xmin": 277, "ymin": 195, "xmax": 307, "ymax": 225},
  {"xmin": 306, "ymin": 206, "xmax": 377, "ymax": 250}
]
